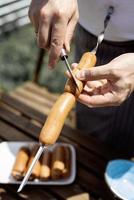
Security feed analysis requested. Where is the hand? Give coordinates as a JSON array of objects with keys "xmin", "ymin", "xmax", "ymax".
[
  {"xmin": 75, "ymin": 53, "xmax": 134, "ymax": 107},
  {"xmin": 28, "ymin": 0, "xmax": 79, "ymax": 68}
]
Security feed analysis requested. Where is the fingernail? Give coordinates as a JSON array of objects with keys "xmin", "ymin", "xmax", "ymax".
[
  {"xmin": 66, "ymin": 45, "xmax": 70, "ymax": 52},
  {"xmin": 65, "ymin": 42, "xmax": 70, "ymax": 52}
]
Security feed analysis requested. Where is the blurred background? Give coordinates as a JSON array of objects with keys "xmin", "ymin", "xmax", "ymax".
[{"xmin": 0, "ymin": 0, "xmax": 74, "ymax": 93}]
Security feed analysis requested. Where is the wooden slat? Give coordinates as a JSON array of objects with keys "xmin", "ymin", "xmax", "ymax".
[
  {"xmin": 0, "ymin": 188, "xmax": 17, "ymax": 200},
  {"xmin": 48, "ymin": 185, "xmax": 88, "ymax": 200},
  {"xmin": 0, "ymin": 106, "xmax": 41, "ymax": 139},
  {"xmin": 0, "ymin": 121, "xmax": 32, "ymax": 141},
  {"xmin": 13, "ymin": 87, "xmax": 55, "ymax": 107},
  {"xmin": 10, "ymin": 92, "xmax": 51, "ymax": 115},
  {"xmin": 1, "ymin": 93, "xmax": 46, "ymax": 123},
  {"xmin": 24, "ymin": 82, "xmax": 59, "ymax": 102},
  {"xmin": 10, "ymin": 82, "xmax": 76, "ymax": 128},
  {"xmin": 24, "ymin": 82, "xmax": 76, "ymax": 115},
  {"xmin": 1, "ymin": 93, "xmax": 75, "ymax": 128},
  {"xmin": 3, "ymin": 185, "xmax": 57, "ymax": 200},
  {"xmin": 77, "ymin": 167, "xmax": 114, "ymax": 200}
]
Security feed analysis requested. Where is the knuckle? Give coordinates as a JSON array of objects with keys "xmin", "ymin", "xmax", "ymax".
[
  {"xmin": 51, "ymin": 38, "xmax": 62, "ymax": 47},
  {"xmin": 109, "ymin": 68, "xmax": 116, "ymax": 76},
  {"xmin": 109, "ymin": 68, "xmax": 120, "ymax": 79},
  {"xmin": 39, "ymin": 8, "xmax": 49, "ymax": 18},
  {"xmin": 87, "ymin": 104, "xmax": 94, "ymax": 108},
  {"xmin": 74, "ymin": 12, "xmax": 79, "ymax": 21},
  {"xmin": 116, "ymin": 95, "xmax": 124, "ymax": 105},
  {"xmin": 54, "ymin": 9, "xmax": 64, "ymax": 18}
]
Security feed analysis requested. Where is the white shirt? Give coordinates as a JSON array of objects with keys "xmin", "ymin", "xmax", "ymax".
[{"xmin": 77, "ymin": 0, "xmax": 134, "ymax": 41}]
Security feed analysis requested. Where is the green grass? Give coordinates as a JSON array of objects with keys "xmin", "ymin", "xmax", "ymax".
[{"xmin": 0, "ymin": 25, "xmax": 75, "ymax": 93}]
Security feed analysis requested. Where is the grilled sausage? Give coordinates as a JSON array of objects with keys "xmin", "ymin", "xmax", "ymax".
[
  {"xmin": 40, "ymin": 150, "xmax": 51, "ymax": 180},
  {"xmin": 51, "ymin": 145, "xmax": 65, "ymax": 179},
  {"xmin": 12, "ymin": 146, "xmax": 30, "ymax": 180}
]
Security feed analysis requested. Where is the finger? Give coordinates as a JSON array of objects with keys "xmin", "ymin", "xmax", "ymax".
[
  {"xmin": 28, "ymin": 5, "xmax": 39, "ymax": 33},
  {"xmin": 38, "ymin": 17, "xmax": 51, "ymax": 49},
  {"xmin": 48, "ymin": 14, "xmax": 68, "ymax": 68},
  {"xmin": 85, "ymin": 80, "xmax": 104, "ymax": 95},
  {"xmin": 72, "ymin": 63, "xmax": 78, "ymax": 69},
  {"xmin": 83, "ymin": 85, "xmax": 94, "ymax": 93},
  {"xmin": 64, "ymin": 11, "xmax": 79, "ymax": 52},
  {"xmin": 86, "ymin": 80, "xmax": 104, "ymax": 89},
  {"xmin": 78, "ymin": 92, "xmax": 119, "ymax": 107},
  {"xmin": 76, "ymin": 64, "xmax": 115, "ymax": 81},
  {"xmin": 65, "ymin": 70, "xmax": 71, "ymax": 78},
  {"xmin": 29, "ymin": 12, "xmax": 39, "ymax": 33}
]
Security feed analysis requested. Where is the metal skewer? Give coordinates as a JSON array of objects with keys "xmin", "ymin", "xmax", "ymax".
[
  {"xmin": 17, "ymin": 144, "xmax": 46, "ymax": 193},
  {"xmin": 60, "ymin": 48, "xmax": 79, "ymax": 91},
  {"xmin": 91, "ymin": 6, "xmax": 114, "ymax": 54}
]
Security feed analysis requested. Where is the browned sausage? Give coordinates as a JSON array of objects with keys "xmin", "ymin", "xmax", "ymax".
[
  {"xmin": 40, "ymin": 150, "xmax": 51, "ymax": 180},
  {"xmin": 12, "ymin": 146, "xmax": 30, "ymax": 180},
  {"xmin": 26, "ymin": 144, "xmax": 41, "ymax": 180},
  {"xmin": 39, "ymin": 92, "xmax": 76, "ymax": 145},
  {"xmin": 64, "ymin": 52, "xmax": 97, "ymax": 97},
  {"xmin": 51, "ymin": 145, "xmax": 65, "ymax": 179},
  {"xmin": 39, "ymin": 53, "xmax": 96, "ymax": 146}
]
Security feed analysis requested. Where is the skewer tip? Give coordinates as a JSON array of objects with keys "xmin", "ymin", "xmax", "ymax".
[{"xmin": 17, "ymin": 185, "xmax": 22, "ymax": 193}]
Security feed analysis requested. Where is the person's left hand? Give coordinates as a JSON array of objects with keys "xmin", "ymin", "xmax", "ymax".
[{"xmin": 75, "ymin": 53, "xmax": 134, "ymax": 107}]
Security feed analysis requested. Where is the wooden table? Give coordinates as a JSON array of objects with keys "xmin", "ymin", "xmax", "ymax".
[{"xmin": 0, "ymin": 93, "xmax": 125, "ymax": 200}]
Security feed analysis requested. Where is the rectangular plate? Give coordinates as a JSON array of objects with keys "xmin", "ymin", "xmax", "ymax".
[{"xmin": 0, "ymin": 141, "xmax": 76, "ymax": 185}]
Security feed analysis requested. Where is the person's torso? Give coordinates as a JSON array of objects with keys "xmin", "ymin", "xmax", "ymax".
[{"xmin": 77, "ymin": 0, "xmax": 134, "ymax": 41}]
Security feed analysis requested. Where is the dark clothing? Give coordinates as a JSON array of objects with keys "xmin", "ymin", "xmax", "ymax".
[{"xmin": 75, "ymin": 24, "xmax": 134, "ymax": 157}]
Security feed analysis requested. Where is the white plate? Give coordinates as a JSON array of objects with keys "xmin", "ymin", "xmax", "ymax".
[
  {"xmin": 105, "ymin": 159, "xmax": 134, "ymax": 200},
  {"xmin": 0, "ymin": 141, "xmax": 76, "ymax": 185}
]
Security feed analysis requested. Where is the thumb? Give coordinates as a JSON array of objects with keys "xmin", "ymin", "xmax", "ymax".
[{"xmin": 76, "ymin": 64, "xmax": 113, "ymax": 81}]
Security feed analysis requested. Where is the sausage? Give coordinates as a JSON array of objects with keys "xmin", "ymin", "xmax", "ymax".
[
  {"xmin": 39, "ymin": 92, "xmax": 76, "ymax": 145},
  {"xmin": 40, "ymin": 150, "xmax": 51, "ymax": 180},
  {"xmin": 12, "ymin": 146, "xmax": 30, "ymax": 180},
  {"xmin": 26, "ymin": 144, "xmax": 41, "ymax": 180},
  {"xmin": 64, "ymin": 52, "xmax": 97, "ymax": 97},
  {"xmin": 62, "ymin": 146, "xmax": 71, "ymax": 178},
  {"xmin": 51, "ymin": 145, "xmax": 65, "ymax": 179},
  {"xmin": 39, "ymin": 53, "xmax": 96, "ymax": 146}
]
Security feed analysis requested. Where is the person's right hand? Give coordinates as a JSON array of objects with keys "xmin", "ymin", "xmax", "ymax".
[{"xmin": 28, "ymin": 0, "xmax": 79, "ymax": 68}]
